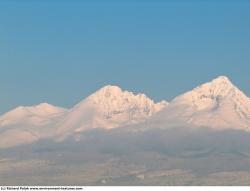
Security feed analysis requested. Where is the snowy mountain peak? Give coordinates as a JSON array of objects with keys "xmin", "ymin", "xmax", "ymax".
[
  {"xmin": 0, "ymin": 103, "xmax": 67, "ymax": 127},
  {"xmin": 95, "ymin": 85, "xmax": 123, "ymax": 95},
  {"xmin": 169, "ymin": 76, "xmax": 250, "ymax": 129},
  {"xmin": 212, "ymin": 75, "xmax": 231, "ymax": 83},
  {"xmin": 173, "ymin": 76, "xmax": 242, "ymax": 109},
  {"xmin": 86, "ymin": 85, "xmax": 168, "ymax": 119},
  {"xmin": 57, "ymin": 85, "xmax": 169, "ymax": 135},
  {"xmin": 2, "ymin": 103, "xmax": 66, "ymax": 117},
  {"xmin": 0, "ymin": 78, "xmax": 250, "ymax": 148},
  {"xmin": 32, "ymin": 103, "xmax": 67, "ymax": 114},
  {"xmin": 194, "ymin": 75, "xmax": 235, "ymax": 98},
  {"xmin": 88, "ymin": 85, "xmax": 127, "ymax": 102}
]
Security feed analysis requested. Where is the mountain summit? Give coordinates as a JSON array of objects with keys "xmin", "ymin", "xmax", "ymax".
[
  {"xmin": 56, "ymin": 85, "xmax": 168, "ymax": 138},
  {"xmin": 173, "ymin": 76, "xmax": 241, "ymax": 110},
  {"xmin": 0, "ymin": 76, "xmax": 249, "ymax": 148},
  {"xmin": 0, "ymin": 103, "xmax": 67, "ymax": 127},
  {"xmin": 87, "ymin": 85, "xmax": 168, "ymax": 119},
  {"xmin": 0, "ymin": 103, "xmax": 68, "ymax": 148},
  {"xmin": 154, "ymin": 76, "xmax": 250, "ymax": 129}
]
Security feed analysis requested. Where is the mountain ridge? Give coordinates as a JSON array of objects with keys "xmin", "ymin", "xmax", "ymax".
[
  {"xmin": 55, "ymin": 85, "xmax": 168, "ymax": 140},
  {"xmin": 152, "ymin": 76, "xmax": 250, "ymax": 129},
  {"xmin": 0, "ymin": 75, "xmax": 249, "ymax": 148}
]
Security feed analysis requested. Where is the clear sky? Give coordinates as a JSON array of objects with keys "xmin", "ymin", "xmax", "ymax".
[{"xmin": 0, "ymin": 0, "xmax": 250, "ymax": 114}]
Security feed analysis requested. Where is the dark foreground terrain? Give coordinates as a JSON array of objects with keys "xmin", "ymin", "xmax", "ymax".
[{"xmin": 1, "ymin": 127, "xmax": 250, "ymax": 186}]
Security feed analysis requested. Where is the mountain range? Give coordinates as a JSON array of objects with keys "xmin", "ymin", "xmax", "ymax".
[{"xmin": 0, "ymin": 76, "xmax": 249, "ymax": 148}]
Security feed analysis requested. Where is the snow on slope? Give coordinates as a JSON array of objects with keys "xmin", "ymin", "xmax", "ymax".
[
  {"xmin": 0, "ymin": 103, "xmax": 67, "ymax": 126},
  {"xmin": 0, "ymin": 76, "xmax": 249, "ymax": 148},
  {"xmin": 56, "ymin": 85, "xmax": 168, "ymax": 139},
  {"xmin": 152, "ymin": 76, "xmax": 250, "ymax": 130},
  {"xmin": 0, "ymin": 103, "xmax": 68, "ymax": 148}
]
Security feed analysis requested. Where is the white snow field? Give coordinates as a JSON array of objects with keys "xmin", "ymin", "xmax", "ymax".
[{"xmin": 0, "ymin": 76, "xmax": 249, "ymax": 148}]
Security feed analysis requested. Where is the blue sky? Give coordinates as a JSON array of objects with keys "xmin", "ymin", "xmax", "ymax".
[{"xmin": 0, "ymin": 0, "xmax": 250, "ymax": 114}]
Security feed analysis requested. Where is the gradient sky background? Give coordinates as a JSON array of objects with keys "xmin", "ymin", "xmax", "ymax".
[{"xmin": 0, "ymin": 0, "xmax": 250, "ymax": 114}]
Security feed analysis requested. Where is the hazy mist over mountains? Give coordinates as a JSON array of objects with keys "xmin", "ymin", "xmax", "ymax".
[
  {"xmin": 1, "ymin": 0, "xmax": 250, "ymax": 186},
  {"xmin": 1, "ymin": 76, "xmax": 250, "ymax": 186},
  {"xmin": 0, "ymin": 75, "xmax": 249, "ymax": 148}
]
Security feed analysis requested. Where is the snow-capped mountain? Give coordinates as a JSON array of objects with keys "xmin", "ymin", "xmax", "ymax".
[
  {"xmin": 151, "ymin": 76, "xmax": 250, "ymax": 130},
  {"xmin": 0, "ymin": 103, "xmax": 68, "ymax": 148},
  {"xmin": 56, "ymin": 85, "xmax": 168, "ymax": 139},
  {"xmin": 0, "ymin": 103, "xmax": 67, "ymax": 127},
  {"xmin": 0, "ymin": 76, "xmax": 249, "ymax": 148}
]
